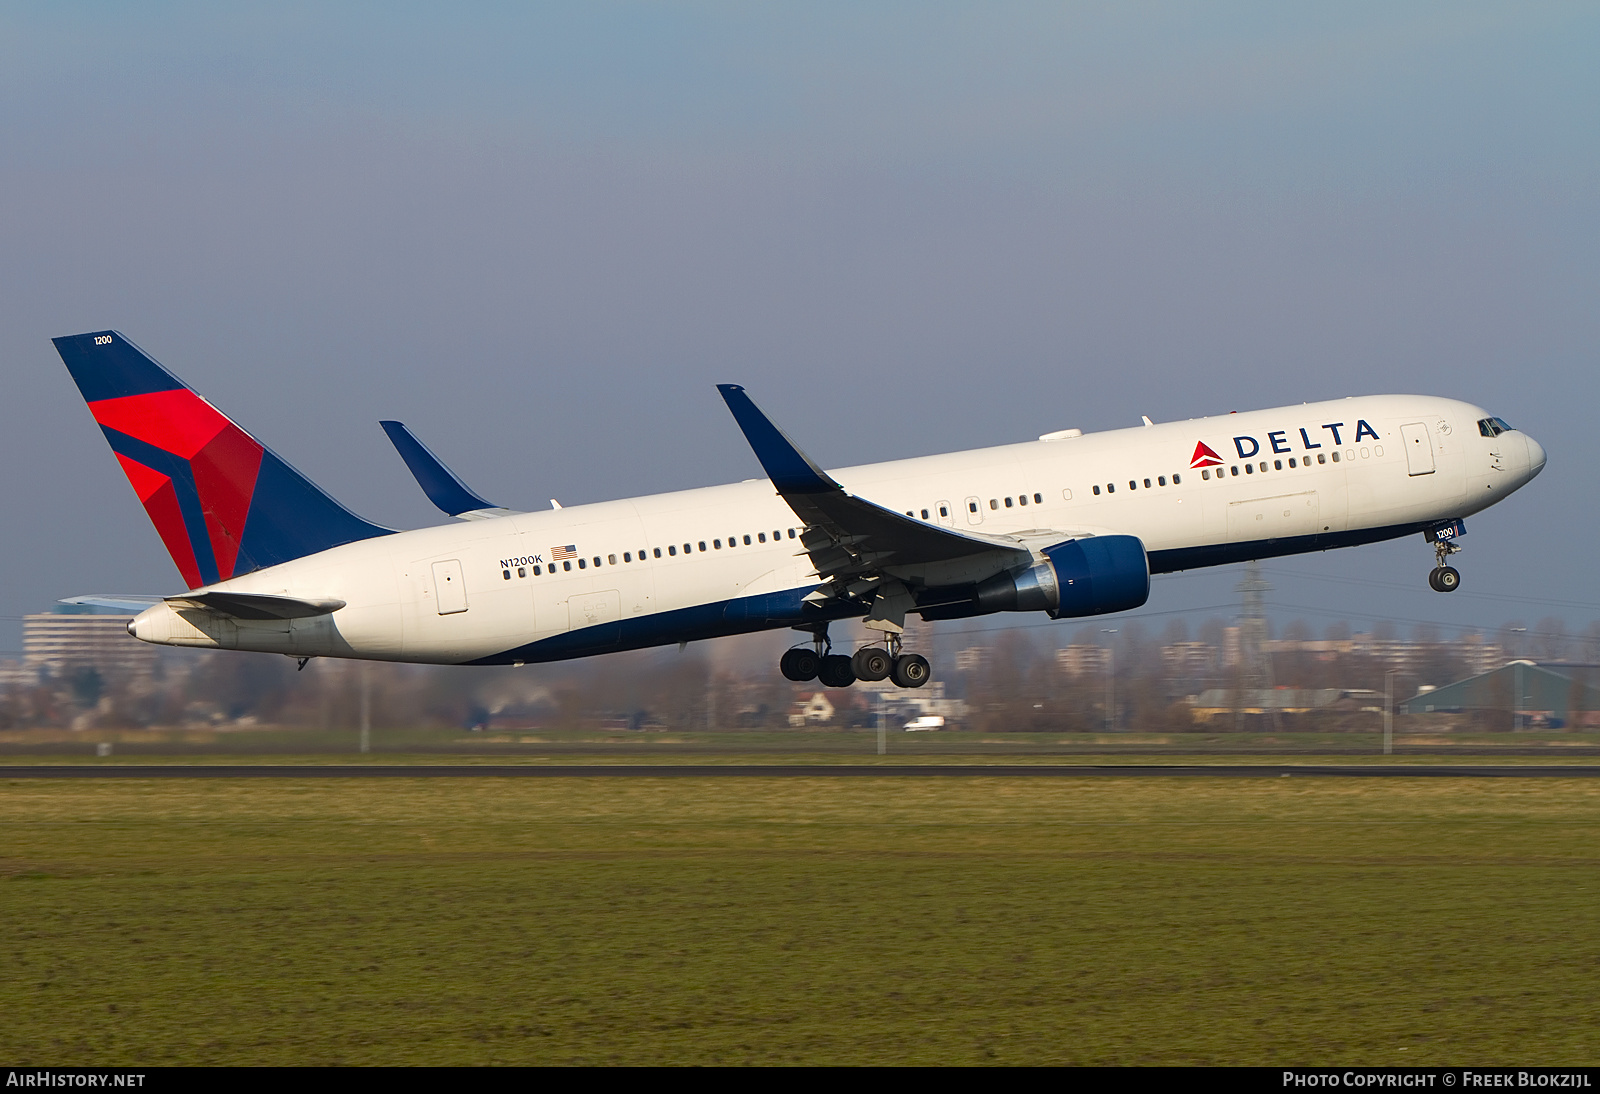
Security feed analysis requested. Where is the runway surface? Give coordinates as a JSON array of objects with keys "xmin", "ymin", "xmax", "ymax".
[{"xmin": 3, "ymin": 764, "xmax": 1600, "ymax": 778}]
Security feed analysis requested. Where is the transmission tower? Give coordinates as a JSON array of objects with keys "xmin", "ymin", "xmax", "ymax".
[{"xmin": 1235, "ymin": 561, "xmax": 1278, "ymax": 730}]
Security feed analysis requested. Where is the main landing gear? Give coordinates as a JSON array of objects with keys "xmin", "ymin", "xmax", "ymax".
[
  {"xmin": 779, "ymin": 625, "xmax": 931, "ymax": 689},
  {"xmin": 1428, "ymin": 538, "xmax": 1462, "ymax": 593}
]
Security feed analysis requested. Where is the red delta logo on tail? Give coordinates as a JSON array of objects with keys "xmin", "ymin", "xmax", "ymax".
[
  {"xmin": 89, "ymin": 388, "xmax": 264, "ymax": 588},
  {"xmin": 1190, "ymin": 441, "xmax": 1224, "ymax": 468}
]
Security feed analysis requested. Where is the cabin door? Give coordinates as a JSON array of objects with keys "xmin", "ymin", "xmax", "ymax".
[
  {"xmin": 1400, "ymin": 422, "xmax": 1436, "ymax": 476},
  {"xmin": 432, "ymin": 559, "xmax": 469, "ymax": 614}
]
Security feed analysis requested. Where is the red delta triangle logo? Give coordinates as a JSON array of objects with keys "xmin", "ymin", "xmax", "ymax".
[{"xmin": 1190, "ymin": 441, "xmax": 1224, "ymax": 468}]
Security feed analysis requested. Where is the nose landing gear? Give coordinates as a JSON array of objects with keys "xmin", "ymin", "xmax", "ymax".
[{"xmin": 1428, "ymin": 538, "xmax": 1462, "ymax": 593}]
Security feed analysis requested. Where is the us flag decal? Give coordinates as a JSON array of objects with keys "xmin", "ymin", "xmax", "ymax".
[{"xmin": 551, "ymin": 545, "xmax": 577, "ymax": 560}]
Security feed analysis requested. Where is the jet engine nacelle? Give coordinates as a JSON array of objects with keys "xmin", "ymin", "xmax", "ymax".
[{"xmin": 973, "ymin": 535, "xmax": 1150, "ymax": 619}]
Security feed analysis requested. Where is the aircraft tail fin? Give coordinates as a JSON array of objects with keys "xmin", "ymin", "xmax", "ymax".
[{"xmin": 53, "ymin": 330, "xmax": 390, "ymax": 589}]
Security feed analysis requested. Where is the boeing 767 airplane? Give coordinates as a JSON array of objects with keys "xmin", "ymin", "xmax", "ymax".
[{"xmin": 53, "ymin": 331, "xmax": 1544, "ymax": 688}]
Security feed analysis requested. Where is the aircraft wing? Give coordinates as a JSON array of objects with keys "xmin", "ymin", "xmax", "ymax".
[
  {"xmin": 717, "ymin": 385, "xmax": 1040, "ymax": 617},
  {"xmin": 379, "ymin": 421, "xmax": 523, "ymax": 520}
]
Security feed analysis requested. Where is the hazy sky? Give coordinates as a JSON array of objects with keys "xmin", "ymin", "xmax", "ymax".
[{"xmin": 2, "ymin": 3, "xmax": 1597, "ymax": 656}]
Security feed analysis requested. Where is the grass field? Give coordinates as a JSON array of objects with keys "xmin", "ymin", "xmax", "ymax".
[{"xmin": 3, "ymin": 774, "xmax": 1598, "ymax": 1065}]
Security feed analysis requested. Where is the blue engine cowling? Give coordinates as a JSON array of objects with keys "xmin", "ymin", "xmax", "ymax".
[{"xmin": 972, "ymin": 535, "xmax": 1150, "ymax": 619}]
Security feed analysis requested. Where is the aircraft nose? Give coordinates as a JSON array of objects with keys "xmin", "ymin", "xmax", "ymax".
[{"xmin": 1524, "ymin": 433, "xmax": 1547, "ymax": 479}]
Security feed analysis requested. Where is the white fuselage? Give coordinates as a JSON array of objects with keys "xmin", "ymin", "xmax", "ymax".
[{"xmin": 129, "ymin": 394, "xmax": 1544, "ymax": 665}]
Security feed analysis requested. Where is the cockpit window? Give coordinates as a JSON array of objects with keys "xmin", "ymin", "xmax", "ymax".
[{"xmin": 1477, "ymin": 417, "xmax": 1513, "ymax": 437}]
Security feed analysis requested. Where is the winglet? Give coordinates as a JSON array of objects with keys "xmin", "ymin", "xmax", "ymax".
[
  {"xmin": 716, "ymin": 385, "xmax": 839, "ymax": 495},
  {"xmin": 379, "ymin": 421, "xmax": 503, "ymax": 517}
]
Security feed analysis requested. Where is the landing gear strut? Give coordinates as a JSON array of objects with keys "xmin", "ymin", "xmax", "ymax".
[
  {"xmin": 780, "ymin": 624, "xmax": 933, "ymax": 689},
  {"xmin": 1428, "ymin": 538, "xmax": 1462, "ymax": 593}
]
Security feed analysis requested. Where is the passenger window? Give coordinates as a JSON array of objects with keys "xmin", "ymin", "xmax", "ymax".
[
  {"xmin": 578, "ymin": 558, "xmax": 587, "ymax": 569},
  {"xmin": 1317, "ymin": 453, "xmax": 1326, "ymax": 465},
  {"xmin": 758, "ymin": 533, "xmax": 766, "ymax": 543},
  {"xmin": 654, "ymin": 547, "xmax": 662, "ymax": 558},
  {"xmin": 623, "ymin": 553, "xmax": 631, "ymax": 563},
  {"xmin": 788, "ymin": 529, "xmax": 796, "ymax": 539},
  {"xmin": 1060, "ymin": 490, "xmax": 1071, "ymax": 501},
  {"xmin": 989, "ymin": 499, "xmax": 998, "ymax": 510},
  {"xmin": 1288, "ymin": 458, "xmax": 1296, "ymax": 468},
  {"xmin": 1259, "ymin": 462, "xmax": 1267, "ymax": 473},
  {"xmin": 1202, "ymin": 470, "xmax": 1210, "ymax": 480},
  {"xmin": 1245, "ymin": 464, "xmax": 1253, "ymax": 474},
  {"xmin": 1017, "ymin": 496, "xmax": 1026, "ymax": 506},
  {"xmin": 563, "ymin": 560, "xmax": 572, "ymax": 571},
  {"xmin": 1230, "ymin": 467, "xmax": 1239, "ymax": 477},
  {"xmin": 969, "ymin": 501, "xmax": 979, "ymax": 513},
  {"xmin": 1033, "ymin": 493, "xmax": 1042, "ymax": 504},
  {"xmin": 1107, "ymin": 483, "xmax": 1115, "ymax": 493},
  {"xmin": 517, "ymin": 567, "xmax": 526, "ymax": 578},
  {"xmin": 714, "ymin": 539, "xmax": 722, "ymax": 549},
  {"xmin": 1004, "ymin": 497, "xmax": 1013, "ymax": 508},
  {"xmin": 939, "ymin": 506, "xmax": 949, "ymax": 516},
  {"xmin": 502, "ymin": 569, "xmax": 511, "ymax": 580},
  {"xmin": 1093, "ymin": 485, "xmax": 1101, "ymax": 495},
  {"xmin": 668, "ymin": 545, "xmax": 677, "ymax": 556},
  {"xmin": 1158, "ymin": 476, "xmax": 1166, "ymax": 486},
  {"xmin": 534, "ymin": 565, "xmax": 542, "ymax": 575},
  {"xmin": 1143, "ymin": 478, "xmax": 1151, "ymax": 488},
  {"xmin": 1172, "ymin": 473, "xmax": 1181, "ymax": 484},
  {"xmin": 608, "ymin": 554, "xmax": 617, "ymax": 565},
  {"xmin": 920, "ymin": 508, "xmax": 929, "ymax": 518},
  {"xmin": 593, "ymin": 557, "xmax": 601, "ymax": 567},
  {"xmin": 1331, "ymin": 452, "xmax": 1340, "ymax": 463},
  {"xmin": 698, "ymin": 542, "xmax": 706, "ymax": 552},
  {"xmin": 743, "ymin": 535, "xmax": 751, "ymax": 545}
]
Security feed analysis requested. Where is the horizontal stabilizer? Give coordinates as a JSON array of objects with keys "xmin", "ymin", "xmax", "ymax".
[
  {"xmin": 379, "ymin": 420, "xmax": 520, "ymax": 519},
  {"xmin": 165, "ymin": 591, "xmax": 346, "ymax": 620},
  {"xmin": 57, "ymin": 594, "xmax": 165, "ymax": 614}
]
